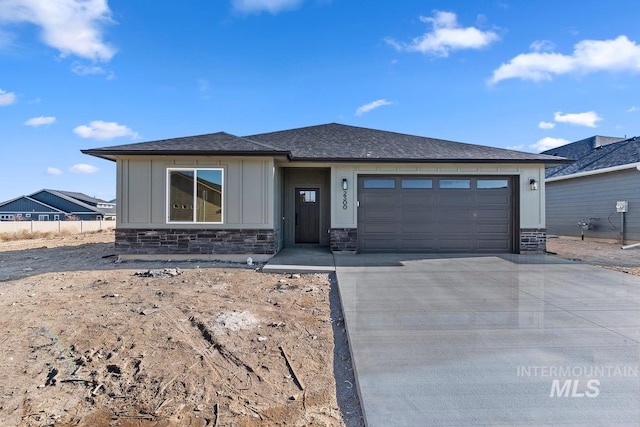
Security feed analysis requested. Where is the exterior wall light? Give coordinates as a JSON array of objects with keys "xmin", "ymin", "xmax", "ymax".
[
  {"xmin": 529, "ymin": 178, "xmax": 539, "ymax": 191},
  {"xmin": 342, "ymin": 178, "xmax": 348, "ymax": 191}
]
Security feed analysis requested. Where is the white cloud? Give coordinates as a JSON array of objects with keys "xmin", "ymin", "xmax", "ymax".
[
  {"xmin": 25, "ymin": 116, "xmax": 56, "ymax": 126},
  {"xmin": 530, "ymin": 40, "xmax": 555, "ymax": 52},
  {"xmin": 385, "ymin": 10, "xmax": 499, "ymax": 57},
  {"xmin": 0, "ymin": 0, "xmax": 116, "ymax": 61},
  {"xmin": 0, "ymin": 88, "xmax": 16, "ymax": 105},
  {"xmin": 70, "ymin": 163, "xmax": 99, "ymax": 174},
  {"xmin": 506, "ymin": 144, "xmax": 524, "ymax": 151},
  {"xmin": 554, "ymin": 111, "xmax": 602, "ymax": 127},
  {"xmin": 46, "ymin": 167, "xmax": 62, "ymax": 175},
  {"xmin": 490, "ymin": 35, "xmax": 640, "ymax": 84},
  {"xmin": 355, "ymin": 99, "xmax": 394, "ymax": 116},
  {"xmin": 231, "ymin": 0, "xmax": 303, "ymax": 14},
  {"xmin": 530, "ymin": 137, "xmax": 570, "ymax": 152},
  {"xmin": 538, "ymin": 121, "xmax": 555, "ymax": 129},
  {"xmin": 71, "ymin": 62, "xmax": 114, "ymax": 78},
  {"xmin": 628, "ymin": 106, "xmax": 639, "ymax": 113},
  {"xmin": 73, "ymin": 120, "xmax": 139, "ymax": 140}
]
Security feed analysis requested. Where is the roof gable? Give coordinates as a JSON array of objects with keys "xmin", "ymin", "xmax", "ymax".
[
  {"xmin": 0, "ymin": 196, "xmax": 63, "ymax": 213},
  {"xmin": 30, "ymin": 190, "xmax": 102, "ymax": 214}
]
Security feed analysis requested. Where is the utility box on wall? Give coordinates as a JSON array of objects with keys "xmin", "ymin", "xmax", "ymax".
[{"xmin": 616, "ymin": 201, "xmax": 629, "ymax": 213}]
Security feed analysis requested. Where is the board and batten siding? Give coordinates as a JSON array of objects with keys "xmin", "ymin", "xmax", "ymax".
[
  {"xmin": 116, "ymin": 156, "xmax": 275, "ymax": 229},
  {"xmin": 546, "ymin": 168, "xmax": 640, "ymax": 241}
]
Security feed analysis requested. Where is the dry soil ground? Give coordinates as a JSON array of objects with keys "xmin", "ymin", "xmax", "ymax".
[
  {"xmin": 0, "ymin": 230, "xmax": 363, "ymax": 427},
  {"xmin": 547, "ymin": 236, "xmax": 640, "ymax": 275}
]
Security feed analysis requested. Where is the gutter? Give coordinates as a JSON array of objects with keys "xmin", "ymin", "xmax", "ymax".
[{"xmin": 546, "ymin": 163, "xmax": 640, "ymax": 182}]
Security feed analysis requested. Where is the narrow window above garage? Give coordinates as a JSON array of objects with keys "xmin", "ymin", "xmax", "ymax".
[{"xmin": 167, "ymin": 168, "xmax": 223, "ymax": 223}]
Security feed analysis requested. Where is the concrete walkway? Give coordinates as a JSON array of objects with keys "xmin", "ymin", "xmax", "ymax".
[
  {"xmin": 334, "ymin": 253, "xmax": 640, "ymax": 426},
  {"xmin": 262, "ymin": 246, "xmax": 335, "ymax": 273}
]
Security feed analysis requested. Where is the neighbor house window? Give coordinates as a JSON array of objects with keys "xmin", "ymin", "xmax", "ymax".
[{"xmin": 167, "ymin": 168, "xmax": 223, "ymax": 223}]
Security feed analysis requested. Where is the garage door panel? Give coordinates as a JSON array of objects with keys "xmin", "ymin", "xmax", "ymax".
[
  {"xmin": 477, "ymin": 194, "xmax": 510, "ymax": 205},
  {"xmin": 401, "ymin": 194, "xmax": 436, "ymax": 205},
  {"xmin": 360, "ymin": 238, "xmax": 399, "ymax": 250},
  {"xmin": 439, "ymin": 210, "xmax": 475, "ymax": 220},
  {"xmin": 402, "ymin": 210, "xmax": 437, "ymax": 221},
  {"xmin": 438, "ymin": 238, "xmax": 474, "ymax": 251},
  {"xmin": 478, "ymin": 224, "xmax": 510, "ymax": 234},
  {"xmin": 476, "ymin": 209, "xmax": 510, "ymax": 219},
  {"xmin": 358, "ymin": 176, "xmax": 513, "ymax": 253},
  {"xmin": 361, "ymin": 223, "xmax": 397, "ymax": 234},
  {"xmin": 400, "ymin": 223, "xmax": 437, "ymax": 233},
  {"xmin": 437, "ymin": 194, "xmax": 472, "ymax": 205}
]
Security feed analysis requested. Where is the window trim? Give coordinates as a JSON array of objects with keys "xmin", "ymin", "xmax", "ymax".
[{"xmin": 166, "ymin": 168, "xmax": 224, "ymax": 224}]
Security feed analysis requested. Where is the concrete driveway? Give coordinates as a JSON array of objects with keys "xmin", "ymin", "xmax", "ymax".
[{"xmin": 334, "ymin": 254, "xmax": 640, "ymax": 426}]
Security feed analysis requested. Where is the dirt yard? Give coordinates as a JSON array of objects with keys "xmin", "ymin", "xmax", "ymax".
[
  {"xmin": 547, "ymin": 236, "xmax": 640, "ymax": 275},
  {"xmin": 0, "ymin": 230, "xmax": 363, "ymax": 427}
]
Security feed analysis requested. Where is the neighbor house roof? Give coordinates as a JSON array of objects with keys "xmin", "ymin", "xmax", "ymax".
[
  {"xmin": 0, "ymin": 189, "xmax": 116, "ymax": 217},
  {"xmin": 82, "ymin": 123, "xmax": 569, "ymax": 164},
  {"xmin": 543, "ymin": 135, "xmax": 640, "ymax": 179}
]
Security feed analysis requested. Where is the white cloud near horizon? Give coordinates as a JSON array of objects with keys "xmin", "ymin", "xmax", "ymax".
[
  {"xmin": 70, "ymin": 163, "xmax": 99, "ymax": 174},
  {"xmin": 46, "ymin": 167, "xmax": 62, "ymax": 175},
  {"xmin": 356, "ymin": 99, "xmax": 394, "ymax": 116},
  {"xmin": 530, "ymin": 137, "xmax": 569, "ymax": 152},
  {"xmin": 231, "ymin": 0, "xmax": 303, "ymax": 14},
  {"xmin": 538, "ymin": 121, "xmax": 555, "ymax": 129},
  {"xmin": 385, "ymin": 10, "xmax": 499, "ymax": 57},
  {"xmin": 0, "ymin": 88, "xmax": 16, "ymax": 105},
  {"xmin": 25, "ymin": 116, "xmax": 56, "ymax": 126},
  {"xmin": 0, "ymin": 0, "xmax": 116, "ymax": 61},
  {"xmin": 490, "ymin": 35, "xmax": 640, "ymax": 84},
  {"xmin": 554, "ymin": 111, "xmax": 602, "ymax": 127},
  {"xmin": 73, "ymin": 120, "xmax": 139, "ymax": 140},
  {"xmin": 628, "ymin": 106, "xmax": 639, "ymax": 113}
]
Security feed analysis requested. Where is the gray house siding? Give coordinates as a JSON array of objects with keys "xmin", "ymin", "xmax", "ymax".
[
  {"xmin": 0, "ymin": 198, "xmax": 59, "ymax": 213},
  {"xmin": 546, "ymin": 168, "xmax": 640, "ymax": 241}
]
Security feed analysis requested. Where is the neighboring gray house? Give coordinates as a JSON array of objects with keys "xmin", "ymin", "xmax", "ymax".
[
  {"xmin": 82, "ymin": 123, "xmax": 567, "ymax": 259},
  {"xmin": 543, "ymin": 135, "xmax": 640, "ymax": 242},
  {"xmin": 0, "ymin": 189, "xmax": 116, "ymax": 221}
]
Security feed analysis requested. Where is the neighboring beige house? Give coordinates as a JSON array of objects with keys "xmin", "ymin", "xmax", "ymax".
[{"xmin": 82, "ymin": 123, "xmax": 568, "ymax": 259}]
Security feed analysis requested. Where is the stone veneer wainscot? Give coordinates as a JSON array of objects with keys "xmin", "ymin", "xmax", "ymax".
[
  {"xmin": 330, "ymin": 228, "xmax": 358, "ymax": 252},
  {"xmin": 115, "ymin": 229, "xmax": 277, "ymax": 255},
  {"xmin": 520, "ymin": 228, "xmax": 546, "ymax": 253}
]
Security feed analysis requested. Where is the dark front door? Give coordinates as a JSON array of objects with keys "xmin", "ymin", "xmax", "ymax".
[{"xmin": 295, "ymin": 188, "xmax": 320, "ymax": 244}]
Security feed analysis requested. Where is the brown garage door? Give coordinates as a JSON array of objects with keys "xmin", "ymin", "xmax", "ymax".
[{"xmin": 358, "ymin": 176, "xmax": 515, "ymax": 253}]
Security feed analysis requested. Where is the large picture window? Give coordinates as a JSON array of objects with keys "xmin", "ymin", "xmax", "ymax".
[{"xmin": 167, "ymin": 168, "xmax": 223, "ymax": 223}]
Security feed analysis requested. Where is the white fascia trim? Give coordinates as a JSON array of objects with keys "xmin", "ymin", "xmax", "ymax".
[{"xmin": 546, "ymin": 163, "xmax": 640, "ymax": 182}]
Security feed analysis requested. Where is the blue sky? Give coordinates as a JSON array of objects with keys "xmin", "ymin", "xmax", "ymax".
[{"xmin": 1, "ymin": 0, "xmax": 639, "ymax": 202}]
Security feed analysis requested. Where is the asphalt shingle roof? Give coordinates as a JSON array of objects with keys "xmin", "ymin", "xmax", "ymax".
[
  {"xmin": 543, "ymin": 135, "xmax": 640, "ymax": 178},
  {"xmin": 83, "ymin": 123, "xmax": 568, "ymax": 164},
  {"xmin": 81, "ymin": 132, "xmax": 287, "ymax": 160}
]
